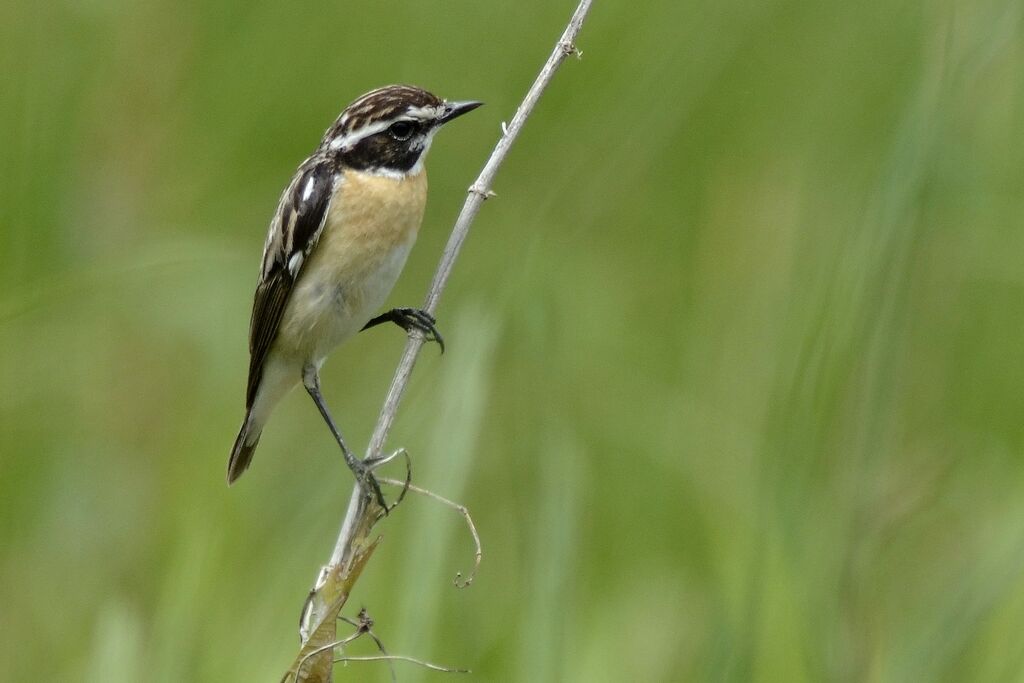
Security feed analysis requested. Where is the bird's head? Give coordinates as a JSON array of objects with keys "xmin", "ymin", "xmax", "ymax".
[{"xmin": 323, "ymin": 85, "xmax": 482, "ymax": 177}]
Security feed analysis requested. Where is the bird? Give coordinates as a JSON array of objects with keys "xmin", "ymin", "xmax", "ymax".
[{"xmin": 227, "ymin": 84, "xmax": 482, "ymax": 507}]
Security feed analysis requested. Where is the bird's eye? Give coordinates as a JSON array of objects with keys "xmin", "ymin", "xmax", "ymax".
[{"xmin": 388, "ymin": 121, "xmax": 414, "ymax": 141}]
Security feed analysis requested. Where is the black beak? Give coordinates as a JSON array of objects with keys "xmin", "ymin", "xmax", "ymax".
[{"xmin": 439, "ymin": 100, "xmax": 484, "ymax": 125}]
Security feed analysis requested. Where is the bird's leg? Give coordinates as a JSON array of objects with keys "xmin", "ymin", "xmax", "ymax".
[
  {"xmin": 361, "ymin": 308, "xmax": 445, "ymax": 353},
  {"xmin": 302, "ymin": 366, "xmax": 387, "ymax": 511}
]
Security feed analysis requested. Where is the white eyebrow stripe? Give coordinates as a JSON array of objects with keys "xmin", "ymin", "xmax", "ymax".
[
  {"xmin": 327, "ymin": 119, "xmax": 392, "ymax": 151},
  {"xmin": 327, "ymin": 103, "xmax": 447, "ymax": 152},
  {"xmin": 405, "ymin": 105, "xmax": 443, "ymax": 119}
]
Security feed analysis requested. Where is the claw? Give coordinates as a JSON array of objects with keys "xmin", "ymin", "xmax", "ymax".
[
  {"xmin": 352, "ymin": 460, "xmax": 389, "ymax": 514},
  {"xmin": 404, "ymin": 309, "xmax": 445, "ymax": 353},
  {"xmin": 362, "ymin": 307, "xmax": 445, "ymax": 353}
]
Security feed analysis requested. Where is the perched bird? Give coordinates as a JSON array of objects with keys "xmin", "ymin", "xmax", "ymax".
[{"xmin": 228, "ymin": 85, "xmax": 482, "ymax": 505}]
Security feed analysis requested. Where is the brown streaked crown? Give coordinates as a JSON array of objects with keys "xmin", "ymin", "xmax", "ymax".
[{"xmin": 324, "ymin": 85, "xmax": 444, "ymax": 143}]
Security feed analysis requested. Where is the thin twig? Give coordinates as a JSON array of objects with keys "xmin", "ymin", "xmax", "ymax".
[
  {"xmin": 380, "ymin": 449, "xmax": 413, "ymax": 515},
  {"xmin": 333, "ymin": 655, "xmax": 469, "ymax": 674},
  {"xmin": 380, "ymin": 477, "xmax": 483, "ymax": 588},
  {"xmin": 339, "ymin": 610, "xmax": 397, "ymax": 683},
  {"xmin": 293, "ymin": 630, "xmax": 367, "ymax": 682},
  {"xmin": 362, "ymin": 0, "xmax": 594, "ymax": 465},
  {"xmin": 288, "ymin": 2, "xmax": 593, "ymax": 680}
]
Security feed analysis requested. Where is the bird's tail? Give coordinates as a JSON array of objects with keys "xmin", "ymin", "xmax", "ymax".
[{"xmin": 227, "ymin": 414, "xmax": 262, "ymax": 485}]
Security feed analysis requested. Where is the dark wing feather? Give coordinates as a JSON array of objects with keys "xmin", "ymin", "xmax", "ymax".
[{"xmin": 245, "ymin": 156, "xmax": 336, "ymax": 407}]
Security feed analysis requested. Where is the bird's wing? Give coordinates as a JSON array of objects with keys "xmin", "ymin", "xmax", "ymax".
[{"xmin": 246, "ymin": 156, "xmax": 337, "ymax": 407}]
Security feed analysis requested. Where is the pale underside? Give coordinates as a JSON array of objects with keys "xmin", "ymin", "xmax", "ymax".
[{"xmin": 248, "ymin": 168, "xmax": 428, "ymax": 433}]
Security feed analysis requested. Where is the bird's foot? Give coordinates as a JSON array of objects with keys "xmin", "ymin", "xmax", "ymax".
[
  {"xmin": 347, "ymin": 455, "xmax": 389, "ymax": 514},
  {"xmin": 350, "ymin": 462, "xmax": 385, "ymax": 516},
  {"xmin": 363, "ymin": 307, "xmax": 445, "ymax": 353},
  {"xmin": 396, "ymin": 308, "xmax": 445, "ymax": 353},
  {"xmin": 364, "ymin": 448, "xmax": 412, "ymax": 515}
]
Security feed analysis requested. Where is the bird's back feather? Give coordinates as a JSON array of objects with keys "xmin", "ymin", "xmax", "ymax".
[{"xmin": 245, "ymin": 158, "xmax": 336, "ymax": 408}]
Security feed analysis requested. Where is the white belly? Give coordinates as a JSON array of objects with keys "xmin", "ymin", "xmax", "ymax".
[{"xmin": 290, "ymin": 239, "xmax": 413, "ymax": 361}]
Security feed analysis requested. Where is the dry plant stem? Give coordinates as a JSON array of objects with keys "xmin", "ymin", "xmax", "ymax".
[
  {"xmin": 379, "ymin": 477, "xmax": 482, "ymax": 588},
  {"xmin": 296, "ymin": 635, "xmax": 465, "ymax": 682},
  {"xmin": 333, "ymin": 655, "xmax": 469, "ymax": 674},
  {"xmin": 338, "ymin": 615, "xmax": 397, "ymax": 683},
  {"xmin": 295, "ymin": 631, "xmax": 365, "ymax": 679},
  {"xmin": 287, "ymin": 2, "xmax": 593, "ymax": 680}
]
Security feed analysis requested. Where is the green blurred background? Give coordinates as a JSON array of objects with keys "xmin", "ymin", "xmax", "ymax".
[{"xmin": 3, "ymin": 0, "xmax": 1024, "ymax": 680}]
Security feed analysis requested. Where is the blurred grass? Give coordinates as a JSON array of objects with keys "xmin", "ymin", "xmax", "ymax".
[{"xmin": 2, "ymin": 0, "xmax": 1024, "ymax": 680}]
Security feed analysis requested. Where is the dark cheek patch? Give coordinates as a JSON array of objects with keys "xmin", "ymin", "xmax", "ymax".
[{"xmin": 341, "ymin": 133, "xmax": 422, "ymax": 173}]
